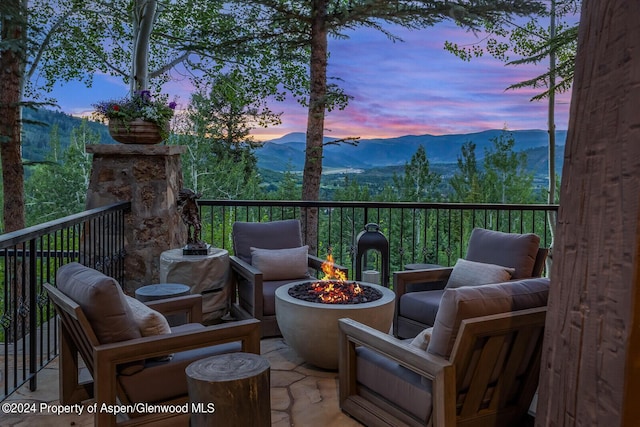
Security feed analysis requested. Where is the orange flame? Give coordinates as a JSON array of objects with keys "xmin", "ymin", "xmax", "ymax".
[
  {"xmin": 310, "ymin": 252, "xmax": 362, "ymax": 303},
  {"xmin": 321, "ymin": 253, "xmax": 347, "ymax": 282}
]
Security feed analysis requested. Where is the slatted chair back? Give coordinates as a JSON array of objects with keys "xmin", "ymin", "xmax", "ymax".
[{"xmin": 448, "ymin": 306, "xmax": 546, "ymax": 426}]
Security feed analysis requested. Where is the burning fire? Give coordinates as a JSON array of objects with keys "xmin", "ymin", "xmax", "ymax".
[
  {"xmin": 321, "ymin": 253, "xmax": 347, "ymax": 282},
  {"xmin": 310, "ymin": 253, "xmax": 362, "ymax": 303}
]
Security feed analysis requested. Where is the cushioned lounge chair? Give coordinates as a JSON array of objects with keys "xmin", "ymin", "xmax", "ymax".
[
  {"xmin": 339, "ymin": 277, "xmax": 549, "ymax": 427},
  {"xmin": 45, "ymin": 262, "xmax": 260, "ymax": 427},
  {"xmin": 394, "ymin": 228, "xmax": 548, "ymax": 339},
  {"xmin": 229, "ymin": 219, "xmax": 348, "ymax": 337}
]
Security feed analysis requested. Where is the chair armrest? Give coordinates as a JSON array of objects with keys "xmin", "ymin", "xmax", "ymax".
[
  {"xmin": 338, "ymin": 318, "xmax": 456, "ymax": 427},
  {"xmin": 308, "ymin": 254, "xmax": 349, "ymax": 277},
  {"xmin": 339, "ymin": 318, "xmax": 450, "ymax": 380},
  {"xmin": 230, "ymin": 255, "xmax": 263, "ymax": 281},
  {"xmin": 145, "ymin": 294, "xmax": 203, "ymax": 324},
  {"xmin": 95, "ymin": 318, "xmax": 261, "ymax": 366},
  {"xmin": 394, "ymin": 267, "xmax": 453, "ymax": 298}
]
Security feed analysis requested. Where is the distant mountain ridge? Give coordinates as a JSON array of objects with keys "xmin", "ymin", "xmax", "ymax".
[
  {"xmin": 21, "ymin": 109, "xmax": 565, "ymax": 175},
  {"xmin": 257, "ymin": 130, "xmax": 567, "ymax": 172}
]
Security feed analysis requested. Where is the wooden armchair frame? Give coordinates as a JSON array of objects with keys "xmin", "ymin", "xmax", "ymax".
[
  {"xmin": 339, "ymin": 306, "xmax": 547, "ymax": 427},
  {"xmin": 44, "ymin": 283, "xmax": 261, "ymax": 427}
]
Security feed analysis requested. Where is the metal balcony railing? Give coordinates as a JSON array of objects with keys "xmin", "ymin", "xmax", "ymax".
[
  {"xmin": 198, "ymin": 200, "xmax": 558, "ymax": 278},
  {"xmin": 0, "ymin": 200, "xmax": 557, "ymax": 401},
  {"xmin": 0, "ymin": 202, "xmax": 129, "ymax": 401}
]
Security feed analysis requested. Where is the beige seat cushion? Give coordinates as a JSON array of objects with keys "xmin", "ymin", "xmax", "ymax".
[
  {"xmin": 427, "ymin": 277, "xmax": 550, "ymax": 358},
  {"xmin": 118, "ymin": 324, "xmax": 241, "ymax": 404}
]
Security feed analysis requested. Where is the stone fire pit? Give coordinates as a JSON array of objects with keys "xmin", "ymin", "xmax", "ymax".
[{"xmin": 275, "ymin": 280, "xmax": 395, "ymax": 370}]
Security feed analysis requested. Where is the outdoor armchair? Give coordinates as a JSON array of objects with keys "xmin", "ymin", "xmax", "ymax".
[
  {"xmin": 229, "ymin": 219, "xmax": 348, "ymax": 337},
  {"xmin": 394, "ymin": 227, "xmax": 548, "ymax": 339},
  {"xmin": 45, "ymin": 262, "xmax": 261, "ymax": 427},
  {"xmin": 339, "ymin": 277, "xmax": 549, "ymax": 427}
]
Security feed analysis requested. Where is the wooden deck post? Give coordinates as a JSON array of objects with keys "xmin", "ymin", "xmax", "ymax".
[{"xmin": 536, "ymin": 2, "xmax": 640, "ymax": 426}]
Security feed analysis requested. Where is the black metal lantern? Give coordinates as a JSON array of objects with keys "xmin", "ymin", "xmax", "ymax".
[{"xmin": 355, "ymin": 223, "xmax": 390, "ymax": 287}]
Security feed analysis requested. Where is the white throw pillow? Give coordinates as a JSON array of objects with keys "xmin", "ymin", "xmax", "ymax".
[
  {"xmin": 125, "ymin": 295, "xmax": 171, "ymax": 336},
  {"xmin": 125, "ymin": 295, "xmax": 173, "ymax": 362},
  {"xmin": 250, "ymin": 245, "xmax": 309, "ymax": 280},
  {"xmin": 409, "ymin": 327, "xmax": 433, "ymax": 351},
  {"xmin": 445, "ymin": 258, "xmax": 515, "ymax": 289}
]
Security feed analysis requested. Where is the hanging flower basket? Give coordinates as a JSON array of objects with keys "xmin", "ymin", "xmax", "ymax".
[{"xmin": 108, "ymin": 118, "xmax": 169, "ymax": 144}]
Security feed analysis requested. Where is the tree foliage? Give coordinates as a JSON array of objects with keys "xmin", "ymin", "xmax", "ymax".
[
  {"xmin": 28, "ymin": 0, "xmax": 308, "ymax": 99},
  {"xmin": 170, "ymin": 80, "xmax": 268, "ymax": 200},
  {"xmin": 444, "ymin": 0, "xmax": 579, "ymax": 101},
  {"xmin": 188, "ymin": 72, "xmax": 280, "ymax": 165},
  {"xmin": 393, "ymin": 145, "xmax": 442, "ymax": 202},
  {"xmin": 449, "ymin": 131, "xmax": 536, "ymax": 203},
  {"xmin": 24, "ymin": 119, "xmax": 95, "ymax": 225},
  {"xmin": 449, "ymin": 141, "xmax": 483, "ymax": 203},
  {"xmin": 0, "ymin": 0, "xmax": 309, "ymax": 230}
]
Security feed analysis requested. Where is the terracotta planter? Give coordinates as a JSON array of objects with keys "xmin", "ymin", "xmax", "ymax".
[{"xmin": 108, "ymin": 118, "xmax": 168, "ymax": 144}]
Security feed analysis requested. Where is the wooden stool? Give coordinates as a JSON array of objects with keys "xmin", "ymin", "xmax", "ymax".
[{"xmin": 186, "ymin": 352, "xmax": 270, "ymax": 427}]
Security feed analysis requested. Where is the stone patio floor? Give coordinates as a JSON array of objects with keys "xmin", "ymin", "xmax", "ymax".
[{"xmin": 2, "ymin": 338, "xmax": 363, "ymax": 426}]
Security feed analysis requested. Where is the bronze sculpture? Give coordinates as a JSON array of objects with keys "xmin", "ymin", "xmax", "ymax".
[{"xmin": 177, "ymin": 188, "xmax": 208, "ymax": 254}]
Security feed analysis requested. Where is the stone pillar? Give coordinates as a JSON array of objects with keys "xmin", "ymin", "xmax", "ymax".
[{"xmin": 85, "ymin": 144, "xmax": 186, "ymax": 294}]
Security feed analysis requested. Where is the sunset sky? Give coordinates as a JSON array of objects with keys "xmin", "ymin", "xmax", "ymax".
[{"xmin": 51, "ymin": 20, "xmax": 573, "ymax": 141}]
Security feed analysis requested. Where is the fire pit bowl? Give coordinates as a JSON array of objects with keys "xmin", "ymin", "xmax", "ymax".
[{"xmin": 275, "ymin": 280, "xmax": 395, "ymax": 370}]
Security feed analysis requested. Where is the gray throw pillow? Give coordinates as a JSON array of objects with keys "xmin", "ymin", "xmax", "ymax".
[{"xmin": 250, "ymin": 245, "xmax": 309, "ymax": 280}]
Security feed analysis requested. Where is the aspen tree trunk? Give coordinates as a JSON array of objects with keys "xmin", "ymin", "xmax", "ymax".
[
  {"xmin": 131, "ymin": 0, "xmax": 158, "ymax": 92},
  {"xmin": 536, "ymin": 1, "xmax": 640, "ymax": 426},
  {"xmin": 545, "ymin": 0, "xmax": 557, "ymax": 273}
]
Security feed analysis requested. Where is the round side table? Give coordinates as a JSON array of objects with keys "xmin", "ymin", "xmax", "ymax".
[{"xmin": 135, "ymin": 283, "xmax": 190, "ymax": 325}]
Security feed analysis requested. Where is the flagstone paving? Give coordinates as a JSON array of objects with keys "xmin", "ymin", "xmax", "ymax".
[{"xmin": 2, "ymin": 338, "xmax": 362, "ymax": 426}]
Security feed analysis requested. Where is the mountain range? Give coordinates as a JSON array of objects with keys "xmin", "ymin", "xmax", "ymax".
[
  {"xmin": 257, "ymin": 130, "xmax": 567, "ymax": 173},
  {"xmin": 21, "ymin": 109, "xmax": 565, "ymax": 177}
]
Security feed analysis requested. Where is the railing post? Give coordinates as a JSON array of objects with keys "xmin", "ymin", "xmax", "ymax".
[{"xmin": 28, "ymin": 238, "xmax": 37, "ymax": 391}]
